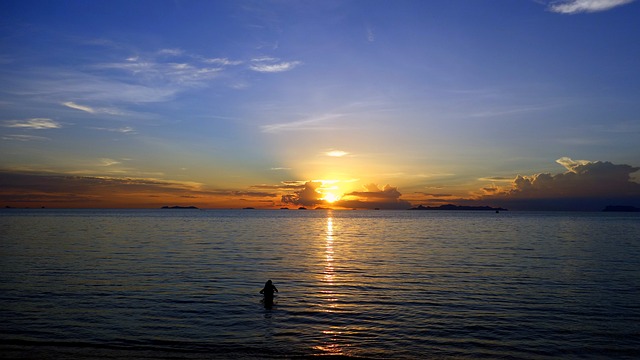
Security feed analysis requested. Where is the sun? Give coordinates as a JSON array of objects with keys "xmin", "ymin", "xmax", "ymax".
[{"xmin": 323, "ymin": 193, "xmax": 339, "ymax": 203}]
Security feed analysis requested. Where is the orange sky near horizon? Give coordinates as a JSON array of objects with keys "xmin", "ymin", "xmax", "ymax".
[{"xmin": 3, "ymin": 156, "xmax": 640, "ymax": 211}]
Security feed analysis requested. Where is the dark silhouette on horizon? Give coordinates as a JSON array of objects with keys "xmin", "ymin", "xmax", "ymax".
[
  {"xmin": 409, "ymin": 204, "xmax": 507, "ymax": 211},
  {"xmin": 602, "ymin": 205, "xmax": 640, "ymax": 212},
  {"xmin": 260, "ymin": 279, "xmax": 278, "ymax": 308}
]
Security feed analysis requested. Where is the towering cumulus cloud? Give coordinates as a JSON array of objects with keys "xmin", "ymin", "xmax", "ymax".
[
  {"xmin": 281, "ymin": 182, "xmax": 412, "ymax": 209},
  {"xmin": 480, "ymin": 157, "xmax": 640, "ymax": 210},
  {"xmin": 281, "ymin": 181, "xmax": 324, "ymax": 206},
  {"xmin": 337, "ymin": 183, "xmax": 412, "ymax": 210}
]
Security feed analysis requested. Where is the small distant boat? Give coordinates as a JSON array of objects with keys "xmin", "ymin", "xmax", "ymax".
[{"xmin": 298, "ymin": 207, "xmax": 307, "ymax": 210}]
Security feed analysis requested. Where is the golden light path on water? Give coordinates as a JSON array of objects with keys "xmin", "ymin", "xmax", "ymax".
[
  {"xmin": 324, "ymin": 215, "xmax": 335, "ymax": 289},
  {"xmin": 313, "ymin": 212, "xmax": 347, "ymax": 356}
]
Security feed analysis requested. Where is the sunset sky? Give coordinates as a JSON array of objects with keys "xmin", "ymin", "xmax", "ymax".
[{"xmin": 1, "ymin": 0, "xmax": 639, "ymax": 210}]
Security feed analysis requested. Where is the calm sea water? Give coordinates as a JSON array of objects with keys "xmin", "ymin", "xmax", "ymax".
[{"xmin": 1, "ymin": 209, "xmax": 639, "ymax": 359}]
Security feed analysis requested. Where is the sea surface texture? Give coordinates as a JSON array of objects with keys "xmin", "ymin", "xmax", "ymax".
[{"xmin": 1, "ymin": 209, "xmax": 639, "ymax": 359}]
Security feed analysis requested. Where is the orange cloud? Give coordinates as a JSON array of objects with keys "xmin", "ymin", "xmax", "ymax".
[
  {"xmin": 337, "ymin": 183, "xmax": 412, "ymax": 209},
  {"xmin": 279, "ymin": 181, "xmax": 412, "ymax": 209},
  {"xmin": 280, "ymin": 181, "xmax": 324, "ymax": 207},
  {"xmin": 0, "ymin": 170, "xmax": 277, "ymax": 208}
]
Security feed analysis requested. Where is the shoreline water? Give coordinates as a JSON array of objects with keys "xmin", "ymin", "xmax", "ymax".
[{"xmin": 2, "ymin": 209, "xmax": 639, "ymax": 359}]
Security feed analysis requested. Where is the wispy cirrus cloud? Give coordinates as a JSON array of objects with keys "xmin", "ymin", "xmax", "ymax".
[
  {"xmin": 3, "ymin": 38, "xmax": 289, "ymax": 122},
  {"xmin": 157, "ymin": 48, "xmax": 184, "ymax": 56},
  {"xmin": 11, "ymin": 69, "xmax": 180, "ymax": 104},
  {"xmin": 62, "ymin": 101, "xmax": 127, "ymax": 116},
  {"xmin": 478, "ymin": 176, "xmax": 516, "ymax": 182},
  {"xmin": 325, "ymin": 150, "xmax": 349, "ymax": 157},
  {"xmin": 261, "ymin": 113, "xmax": 344, "ymax": 133},
  {"xmin": 250, "ymin": 62, "xmax": 301, "ymax": 73},
  {"xmin": 99, "ymin": 158, "xmax": 121, "ymax": 166},
  {"xmin": 250, "ymin": 182, "xmax": 306, "ymax": 191},
  {"xmin": 2, "ymin": 118, "xmax": 61, "ymax": 129},
  {"xmin": 2, "ymin": 134, "xmax": 50, "ymax": 141},
  {"xmin": 95, "ymin": 58, "xmax": 224, "ymax": 86},
  {"xmin": 366, "ymin": 25, "xmax": 375, "ymax": 43},
  {"xmin": 548, "ymin": 0, "xmax": 635, "ymax": 13},
  {"xmin": 5, "ymin": 45, "xmax": 243, "ymax": 109},
  {"xmin": 62, "ymin": 101, "xmax": 96, "ymax": 113},
  {"xmin": 249, "ymin": 57, "xmax": 301, "ymax": 73},
  {"xmin": 468, "ymin": 103, "xmax": 559, "ymax": 118},
  {"xmin": 91, "ymin": 126, "xmax": 136, "ymax": 134},
  {"xmin": 202, "ymin": 57, "xmax": 243, "ymax": 66}
]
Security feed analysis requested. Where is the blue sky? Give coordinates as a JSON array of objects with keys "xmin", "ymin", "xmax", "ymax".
[{"xmin": 1, "ymin": 0, "xmax": 639, "ymax": 209}]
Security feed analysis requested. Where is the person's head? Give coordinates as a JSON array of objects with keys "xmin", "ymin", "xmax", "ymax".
[{"xmin": 266, "ymin": 280, "xmax": 272, "ymax": 286}]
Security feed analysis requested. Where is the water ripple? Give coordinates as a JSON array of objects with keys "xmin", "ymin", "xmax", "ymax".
[{"xmin": 1, "ymin": 209, "xmax": 640, "ymax": 359}]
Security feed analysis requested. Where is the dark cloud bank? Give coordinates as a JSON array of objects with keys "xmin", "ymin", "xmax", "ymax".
[
  {"xmin": 475, "ymin": 158, "xmax": 640, "ymax": 211},
  {"xmin": 281, "ymin": 181, "xmax": 412, "ymax": 210},
  {"xmin": 0, "ymin": 171, "xmax": 275, "ymax": 207},
  {"xmin": 1, "ymin": 158, "xmax": 639, "ymax": 210},
  {"xmin": 281, "ymin": 158, "xmax": 640, "ymax": 211}
]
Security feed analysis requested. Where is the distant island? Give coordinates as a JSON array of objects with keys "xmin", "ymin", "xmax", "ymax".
[
  {"xmin": 602, "ymin": 205, "xmax": 640, "ymax": 212},
  {"xmin": 161, "ymin": 206, "xmax": 199, "ymax": 209},
  {"xmin": 409, "ymin": 204, "xmax": 507, "ymax": 211}
]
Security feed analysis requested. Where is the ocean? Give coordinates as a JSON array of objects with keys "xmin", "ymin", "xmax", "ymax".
[{"xmin": 1, "ymin": 209, "xmax": 639, "ymax": 359}]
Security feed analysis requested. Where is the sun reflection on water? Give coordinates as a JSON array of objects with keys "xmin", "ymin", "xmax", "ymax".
[
  {"xmin": 324, "ymin": 216, "xmax": 335, "ymax": 285},
  {"xmin": 321, "ymin": 214, "xmax": 338, "ymax": 306},
  {"xmin": 313, "ymin": 212, "xmax": 349, "ymax": 356}
]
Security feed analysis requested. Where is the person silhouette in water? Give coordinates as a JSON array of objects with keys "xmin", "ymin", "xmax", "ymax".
[{"xmin": 260, "ymin": 279, "xmax": 278, "ymax": 308}]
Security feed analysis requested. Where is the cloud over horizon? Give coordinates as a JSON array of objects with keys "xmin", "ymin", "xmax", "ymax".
[
  {"xmin": 477, "ymin": 157, "xmax": 640, "ymax": 210},
  {"xmin": 0, "ymin": 170, "xmax": 274, "ymax": 208},
  {"xmin": 282, "ymin": 181, "xmax": 411, "ymax": 209},
  {"xmin": 3, "ymin": 156, "xmax": 639, "ymax": 211},
  {"xmin": 337, "ymin": 183, "xmax": 412, "ymax": 210},
  {"xmin": 281, "ymin": 181, "xmax": 324, "ymax": 207},
  {"xmin": 280, "ymin": 181, "xmax": 412, "ymax": 209}
]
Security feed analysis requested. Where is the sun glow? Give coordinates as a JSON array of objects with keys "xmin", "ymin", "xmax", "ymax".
[
  {"xmin": 323, "ymin": 192, "xmax": 339, "ymax": 203},
  {"xmin": 315, "ymin": 179, "xmax": 352, "ymax": 206}
]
